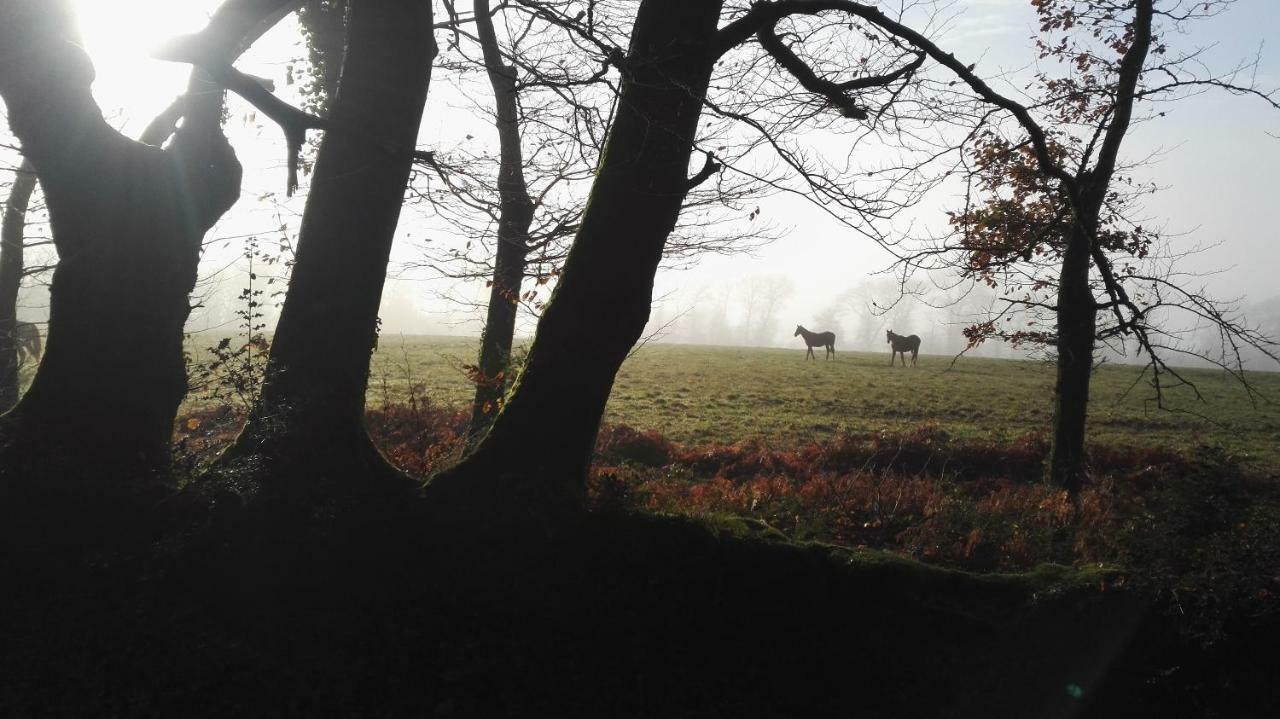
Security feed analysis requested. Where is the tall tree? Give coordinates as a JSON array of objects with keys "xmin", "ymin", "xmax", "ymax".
[
  {"xmin": 222, "ymin": 0, "xmax": 436, "ymax": 486},
  {"xmin": 464, "ymin": 0, "xmax": 539, "ymax": 439},
  {"xmin": 0, "ymin": 1, "xmax": 274, "ymax": 479}
]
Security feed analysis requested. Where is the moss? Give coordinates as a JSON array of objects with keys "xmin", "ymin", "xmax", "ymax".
[{"xmin": 604, "ymin": 509, "xmax": 1128, "ymax": 623}]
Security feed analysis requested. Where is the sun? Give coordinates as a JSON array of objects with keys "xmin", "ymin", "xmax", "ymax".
[{"xmin": 71, "ymin": 0, "xmax": 221, "ymax": 132}]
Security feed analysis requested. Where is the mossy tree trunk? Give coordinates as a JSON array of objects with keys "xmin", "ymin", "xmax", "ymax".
[
  {"xmin": 226, "ymin": 0, "xmax": 435, "ymax": 486},
  {"xmin": 466, "ymin": 0, "xmax": 536, "ymax": 440},
  {"xmin": 427, "ymin": 0, "xmax": 725, "ymax": 516},
  {"xmin": 0, "ymin": 160, "xmax": 37, "ymax": 412},
  {"xmin": 0, "ymin": 1, "xmax": 242, "ymax": 481}
]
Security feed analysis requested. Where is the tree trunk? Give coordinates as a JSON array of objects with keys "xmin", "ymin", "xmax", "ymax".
[
  {"xmin": 0, "ymin": 160, "xmax": 36, "ymax": 412},
  {"xmin": 226, "ymin": 0, "xmax": 435, "ymax": 485},
  {"xmin": 467, "ymin": 0, "xmax": 536, "ymax": 440},
  {"xmin": 0, "ymin": 3, "xmax": 241, "ymax": 480},
  {"xmin": 427, "ymin": 0, "xmax": 725, "ymax": 516},
  {"xmin": 1047, "ymin": 1, "xmax": 1150, "ymax": 495},
  {"xmin": 1048, "ymin": 209, "xmax": 1098, "ymax": 494}
]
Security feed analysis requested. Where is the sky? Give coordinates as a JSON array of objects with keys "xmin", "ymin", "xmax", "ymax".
[
  {"xmin": 660, "ymin": 0, "xmax": 1280, "ymax": 349},
  {"xmin": 2, "ymin": 0, "xmax": 1278, "ymax": 357}
]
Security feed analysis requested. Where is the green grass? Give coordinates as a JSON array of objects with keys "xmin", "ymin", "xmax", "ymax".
[{"xmin": 358, "ymin": 335, "xmax": 1280, "ymax": 469}]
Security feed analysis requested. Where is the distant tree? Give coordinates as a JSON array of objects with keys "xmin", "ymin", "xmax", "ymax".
[
  {"xmin": 0, "ymin": 159, "xmax": 35, "ymax": 411},
  {"xmin": 810, "ymin": 302, "xmax": 845, "ymax": 342},
  {"xmin": 833, "ymin": 278, "xmax": 897, "ymax": 352},
  {"xmin": 742, "ymin": 274, "xmax": 796, "ymax": 345},
  {"xmin": 457, "ymin": 0, "xmax": 540, "ymax": 437},
  {"xmin": 710, "ymin": 284, "xmax": 736, "ymax": 346},
  {"xmin": 669, "ymin": 282, "xmax": 737, "ymax": 346},
  {"xmin": 1238, "ymin": 296, "xmax": 1280, "ymax": 367}
]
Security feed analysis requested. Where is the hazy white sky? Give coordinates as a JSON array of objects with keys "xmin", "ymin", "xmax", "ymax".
[
  {"xmin": 668, "ymin": 0, "xmax": 1280, "ymax": 343},
  {"xmin": 4, "ymin": 0, "xmax": 1278, "ymax": 348}
]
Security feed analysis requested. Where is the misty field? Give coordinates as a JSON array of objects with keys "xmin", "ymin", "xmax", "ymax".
[{"xmin": 354, "ymin": 335, "xmax": 1280, "ymax": 469}]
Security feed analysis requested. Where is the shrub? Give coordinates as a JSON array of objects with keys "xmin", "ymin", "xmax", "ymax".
[{"xmin": 595, "ymin": 425, "xmax": 677, "ymax": 467}]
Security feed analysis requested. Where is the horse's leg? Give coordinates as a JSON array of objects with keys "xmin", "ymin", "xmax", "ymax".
[{"xmin": 806, "ymin": 346, "xmax": 814, "ymax": 360}]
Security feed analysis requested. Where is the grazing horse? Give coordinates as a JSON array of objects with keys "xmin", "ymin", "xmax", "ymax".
[
  {"xmin": 794, "ymin": 325, "xmax": 835, "ymax": 360},
  {"xmin": 886, "ymin": 329, "xmax": 920, "ymax": 367},
  {"xmin": 11, "ymin": 321, "xmax": 40, "ymax": 365}
]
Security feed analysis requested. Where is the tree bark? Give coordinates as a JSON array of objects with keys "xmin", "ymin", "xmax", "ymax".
[
  {"xmin": 1047, "ymin": 211, "xmax": 1097, "ymax": 494},
  {"xmin": 466, "ymin": 0, "xmax": 536, "ymax": 440},
  {"xmin": 0, "ymin": 2, "xmax": 241, "ymax": 480},
  {"xmin": 427, "ymin": 0, "xmax": 725, "ymax": 515},
  {"xmin": 226, "ymin": 0, "xmax": 435, "ymax": 484},
  {"xmin": 0, "ymin": 160, "xmax": 36, "ymax": 412},
  {"xmin": 1047, "ymin": 1, "xmax": 1152, "ymax": 494}
]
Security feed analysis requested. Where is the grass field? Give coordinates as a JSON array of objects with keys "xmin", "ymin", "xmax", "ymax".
[{"xmin": 355, "ymin": 335, "xmax": 1280, "ymax": 470}]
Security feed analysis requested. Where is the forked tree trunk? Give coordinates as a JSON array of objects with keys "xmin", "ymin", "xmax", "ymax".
[
  {"xmin": 0, "ymin": 2, "xmax": 241, "ymax": 480},
  {"xmin": 1046, "ymin": 2, "xmax": 1151, "ymax": 495},
  {"xmin": 0, "ymin": 160, "xmax": 37, "ymax": 412},
  {"xmin": 1047, "ymin": 217, "xmax": 1097, "ymax": 494},
  {"xmin": 226, "ymin": 0, "xmax": 435, "ymax": 484},
  {"xmin": 467, "ymin": 0, "xmax": 536, "ymax": 440},
  {"xmin": 427, "ymin": 0, "xmax": 725, "ymax": 515},
  {"xmin": 1045, "ymin": 1, "xmax": 1150, "ymax": 495}
]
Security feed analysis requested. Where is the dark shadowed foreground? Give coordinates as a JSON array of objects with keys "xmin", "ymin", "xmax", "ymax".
[
  {"xmin": 2, "ymin": 437, "xmax": 1276, "ymax": 718},
  {"xmin": 0, "ymin": 490, "xmax": 1121, "ymax": 718}
]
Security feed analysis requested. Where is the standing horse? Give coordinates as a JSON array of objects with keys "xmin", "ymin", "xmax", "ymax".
[
  {"xmin": 12, "ymin": 321, "xmax": 40, "ymax": 365},
  {"xmin": 886, "ymin": 330, "xmax": 920, "ymax": 367},
  {"xmin": 794, "ymin": 325, "xmax": 835, "ymax": 360}
]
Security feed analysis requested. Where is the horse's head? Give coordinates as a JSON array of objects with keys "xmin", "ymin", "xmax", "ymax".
[
  {"xmin": 794, "ymin": 325, "xmax": 803, "ymax": 337},
  {"xmin": 886, "ymin": 330, "xmax": 894, "ymax": 343}
]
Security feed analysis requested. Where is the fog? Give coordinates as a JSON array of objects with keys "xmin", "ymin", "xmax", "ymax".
[
  {"xmin": 647, "ymin": 275, "xmax": 1009, "ymax": 357},
  {"xmin": 1, "ymin": 0, "xmax": 1278, "ymax": 374}
]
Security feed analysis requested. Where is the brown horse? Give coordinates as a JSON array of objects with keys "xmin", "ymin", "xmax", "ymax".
[
  {"xmin": 795, "ymin": 325, "xmax": 835, "ymax": 360},
  {"xmin": 886, "ymin": 330, "xmax": 920, "ymax": 367}
]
